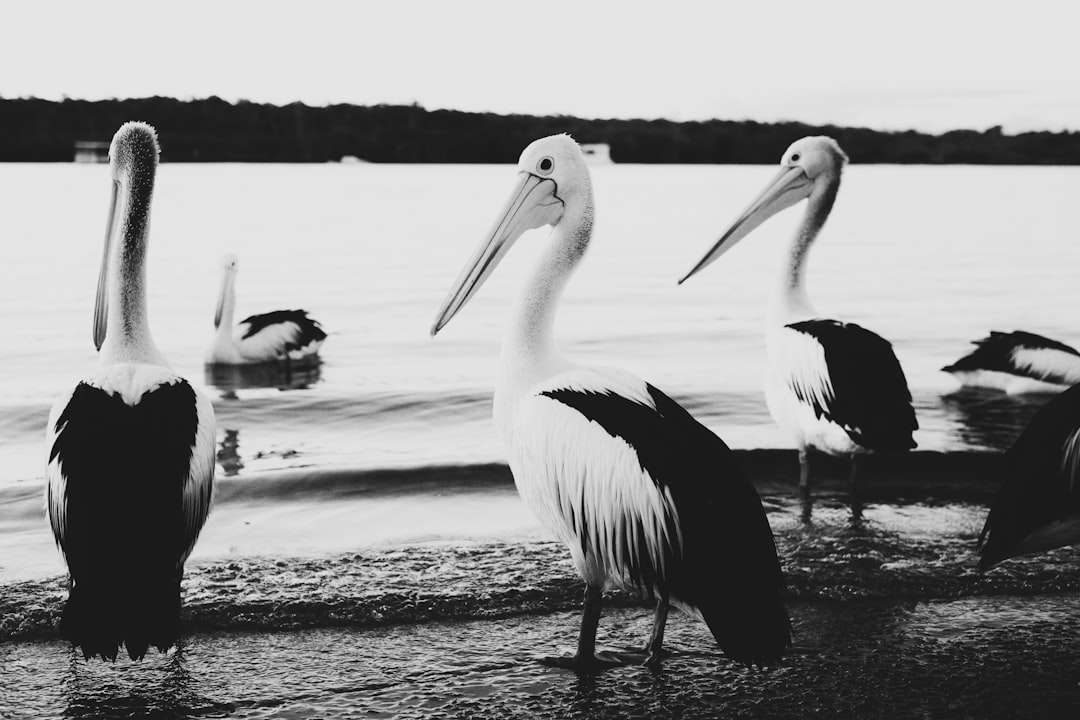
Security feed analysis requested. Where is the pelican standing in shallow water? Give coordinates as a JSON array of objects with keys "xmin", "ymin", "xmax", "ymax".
[
  {"xmin": 431, "ymin": 135, "xmax": 790, "ymax": 670},
  {"xmin": 943, "ymin": 330, "xmax": 1080, "ymax": 394},
  {"xmin": 46, "ymin": 123, "xmax": 215, "ymax": 661},
  {"xmin": 979, "ymin": 383, "xmax": 1080, "ymax": 568},
  {"xmin": 680, "ymin": 136, "xmax": 917, "ymax": 493},
  {"xmin": 205, "ymin": 253, "xmax": 326, "ymax": 365}
]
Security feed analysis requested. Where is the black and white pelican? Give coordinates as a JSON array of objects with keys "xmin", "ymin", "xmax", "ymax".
[
  {"xmin": 45, "ymin": 122, "xmax": 216, "ymax": 661},
  {"xmin": 978, "ymin": 383, "xmax": 1080, "ymax": 568},
  {"xmin": 205, "ymin": 253, "xmax": 326, "ymax": 365},
  {"xmin": 680, "ymin": 136, "xmax": 917, "ymax": 491},
  {"xmin": 943, "ymin": 330, "xmax": 1080, "ymax": 394},
  {"xmin": 431, "ymin": 134, "xmax": 791, "ymax": 670}
]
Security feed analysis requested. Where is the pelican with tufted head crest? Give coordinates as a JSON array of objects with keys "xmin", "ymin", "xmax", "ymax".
[{"xmin": 46, "ymin": 122, "xmax": 216, "ymax": 661}]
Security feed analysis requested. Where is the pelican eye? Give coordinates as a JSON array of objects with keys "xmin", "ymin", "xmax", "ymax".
[
  {"xmin": 791, "ymin": 153, "xmax": 801, "ymax": 162},
  {"xmin": 537, "ymin": 157, "xmax": 554, "ymax": 175}
]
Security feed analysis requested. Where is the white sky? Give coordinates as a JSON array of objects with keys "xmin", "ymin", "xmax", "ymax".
[{"xmin": 4, "ymin": 0, "xmax": 1078, "ymax": 133}]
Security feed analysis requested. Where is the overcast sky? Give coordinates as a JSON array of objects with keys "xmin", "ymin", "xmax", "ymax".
[{"xmin": 4, "ymin": 0, "xmax": 1077, "ymax": 133}]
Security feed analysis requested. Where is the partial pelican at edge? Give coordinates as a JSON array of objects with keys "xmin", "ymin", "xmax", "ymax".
[{"xmin": 943, "ymin": 330, "xmax": 1080, "ymax": 394}]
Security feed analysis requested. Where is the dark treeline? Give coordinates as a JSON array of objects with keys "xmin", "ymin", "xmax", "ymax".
[{"xmin": 2, "ymin": 96, "xmax": 1080, "ymax": 164}]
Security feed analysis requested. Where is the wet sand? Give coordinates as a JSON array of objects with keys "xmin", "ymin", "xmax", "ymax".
[
  {"xmin": 4, "ymin": 596, "xmax": 1080, "ymax": 719},
  {"xmin": 5, "ymin": 453, "xmax": 1080, "ymax": 718}
]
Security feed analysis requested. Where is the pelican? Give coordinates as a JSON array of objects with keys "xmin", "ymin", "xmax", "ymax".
[
  {"xmin": 680, "ymin": 136, "xmax": 917, "ymax": 492},
  {"xmin": 205, "ymin": 253, "xmax": 326, "ymax": 365},
  {"xmin": 979, "ymin": 383, "xmax": 1080, "ymax": 568},
  {"xmin": 45, "ymin": 123, "xmax": 215, "ymax": 661},
  {"xmin": 943, "ymin": 331, "xmax": 1080, "ymax": 394},
  {"xmin": 431, "ymin": 135, "xmax": 790, "ymax": 670}
]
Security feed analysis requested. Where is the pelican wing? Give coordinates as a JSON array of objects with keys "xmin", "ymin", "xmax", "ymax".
[
  {"xmin": 236, "ymin": 309, "xmax": 326, "ymax": 360},
  {"xmin": 46, "ymin": 375, "xmax": 214, "ymax": 578},
  {"xmin": 943, "ymin": 330, "xmax": 1080, "ymax": 386},
  {"xmin": 518, "ymin": 367, "xmax": 790, "ymax": 666},
  {"xmin": 783, "ymin": 319, "xmax": 917, "ymax": 452},
  {"xmin": 979, "ymin": 383, "xmax": 1080, "ymax": 568}
]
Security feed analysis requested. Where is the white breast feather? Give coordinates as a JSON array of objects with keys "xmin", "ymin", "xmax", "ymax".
[
  {"xmin": 507, "ymin": 367, "xmax": 682, "ymax": 591},
  {"xmin": 182, "ymin": 389, "xmax": 217, "ymax": 563},
  {"xmin": 1011, "ymin": 347, "xmax": 1080, "ymax": 386},
  {"xmin": 766, "ymin": 326, "xmax": 859, "ymax": 455}
]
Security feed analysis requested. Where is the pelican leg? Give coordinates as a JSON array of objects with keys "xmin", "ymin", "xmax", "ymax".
[
  {"xmin": 602, "ymin": 596, "xmax": 673, "ymax": 667},
  {"xmin": 848, "ymin": 454, "xmax": 865, "ymax": 525},
  {"xmin": 540, "ymin": 585, "xmax": 622, "ymax": 671},
  {"xmin": 798, "ymin": 449, "xmax": 810, "ymax": 490}
]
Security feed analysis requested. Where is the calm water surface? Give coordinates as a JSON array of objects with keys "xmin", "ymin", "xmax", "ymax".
[{"xmin": 2, "ymin": 163, "xmax": 1078, "ymax": 490}]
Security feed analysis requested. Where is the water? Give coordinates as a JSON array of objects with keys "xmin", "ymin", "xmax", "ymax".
[
  {"xmin": 4, "ymin": 161, "xmax": 1080, "ymax": 716},
  {"xmin": 3, "ymin": 162, "xmax": 1079, "ymax": 493}
]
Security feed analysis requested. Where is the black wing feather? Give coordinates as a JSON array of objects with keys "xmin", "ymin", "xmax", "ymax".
[
  {"xmin": 943, "ymin": 330, "xmax": 1080, "ymax": 384},
  {"xmin": 788, "ymin": 319, "xmax": 917, "ymax": 451},
  {"xmin": 979, "ymin": 383, "xmax": 1080, "ymax": 569},
  {"xmin": 541, "ymin": 383, "xmax": 791, "ymax": 666},
  {"xmin": 240, "ymin": 309, "xmax": 327, "ymax": 349},
  {"xmin": 48, "ymin": 379, "xmax": 202, "ymax": 659}
]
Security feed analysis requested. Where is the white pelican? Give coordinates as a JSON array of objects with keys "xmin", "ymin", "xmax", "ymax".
[
  {"xmin": 45, "ymin": 123, "xmax": 215, "ymax": 661},
  {"xmin": 205, "ymin": 253, "xmax": 326, "ymax": 365},
  {"xmin": 680, "ymin": 136, "xmax": 917, "ymax": 491},
  {"xmin": 943, "ymin": 331, "xmax": 1080, "ymax": 394},
  {"xmin": 431, "ymin": 135, "xmax": 791, "ymax": 670},
  {"xmin": 979, "ymin": 383, "xmax": 1080, "ymax": 568}
]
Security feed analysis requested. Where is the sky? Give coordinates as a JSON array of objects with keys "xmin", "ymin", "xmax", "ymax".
[{"xmin": 3, "ymin": 0, "xmax": 1078, "ymax": 134}]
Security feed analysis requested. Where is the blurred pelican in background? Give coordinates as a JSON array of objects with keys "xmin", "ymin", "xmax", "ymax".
[
  {"xmin": 205, "ymin": 253, "xmax": 326, "ymax": 366},
  {"xmin": 681, "ymin": 136, "xmax": 917, "ymax": 495}
]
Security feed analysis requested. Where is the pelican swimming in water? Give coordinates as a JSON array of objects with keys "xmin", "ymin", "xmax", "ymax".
[
  {"xmin": 431, "ymin": 134, "xmax": 790, "ymax": 670},
  {"xmin": 46, "ymin": 122, "xmax": 215, "ymax": 661},
  {"xmin": 979, "ymin": 383, "xmax": 1080, "ymax": 568},
  {"xmin": 680, "ymin": 136, "xmax": 917, "ymax": 492},
  {"xmin": 205, "ymin": 253, "xmax": 326, "ymax": 365},
  {"xmin": 943, "ymin": 330, "xmax": 1080, "ymax": 394}
]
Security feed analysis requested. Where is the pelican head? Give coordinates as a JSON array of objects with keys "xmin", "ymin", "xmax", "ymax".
[
  {"xmin": 430, "ymin": 134, "xmax": 589, "ymax": 336},
  {"xmin": 679, "ymin": 136, "xmax": 848, "ymax": 284},
  {"xmin": 93, "ymin": 122, "xmax": 161, "ymax": 350}
]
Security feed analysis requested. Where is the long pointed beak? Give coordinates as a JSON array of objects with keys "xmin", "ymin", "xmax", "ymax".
[
  {"xmin": 430, "ymin": 172, "xmax": 562, "ymax": 336},
  {"xmin": 93, "ymin": 179, "xmax": 120, "ymax": 351},
  {"xmin": 679, "ymin": 165, "xmax": 812, "ymax": 284},
  {"xmin": 213, "ymin": 272, "xmax": 230, "ymax": 329}
]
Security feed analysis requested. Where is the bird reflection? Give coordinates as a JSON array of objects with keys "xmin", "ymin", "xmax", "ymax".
[
  {"xmin": 204, "ymin": 360, "xmax": 322, "ymax": 395},
  {"xmin": 217, "ymin": 429, "xmax": 244, "ymax": 477},
  {"xmin": 61, "ymin": 641, "xmax": 230, "ymax": 719},
  {"xmin": 941, "ymin": 388, "xmax": 1053, "ymax": 451}
]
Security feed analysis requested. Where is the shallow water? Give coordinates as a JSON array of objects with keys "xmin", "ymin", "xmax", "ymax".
[
  {"xmin": 5, "ymin": 595, "xmax": 1080, "ymax": 720},
  {"xmin": 3, "ymin": 163, "xmax": 1080, "ymax": 495}
]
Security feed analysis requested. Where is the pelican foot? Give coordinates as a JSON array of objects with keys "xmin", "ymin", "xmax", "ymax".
[
  {"xmin": 538, "ymin": 650, "xmax": 627, "ymax": 672},
  {"xmin": 612, "ymin": 647, "xmax": 672, "ymax": 668}
]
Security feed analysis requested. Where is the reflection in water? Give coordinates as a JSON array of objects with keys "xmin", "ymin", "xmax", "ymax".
[
  {"xmin": 941, "ymin": 388, "xmax": 1053, "ymax": 451},
  {"xmin": 217, "ymin": 429, "xmax": 244, "ymax": 477},
  {"xmin": 60, "ymin": 643, "xmax": 231, "ymax": 719},
  {"xmin": 204, "ymin": 361, "xmax": 322, "ymax": 395}
]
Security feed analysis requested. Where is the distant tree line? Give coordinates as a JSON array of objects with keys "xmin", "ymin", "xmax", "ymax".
[{"xmin": 2, "ymin": 96, "xmax": 1079, "ymax": 164}]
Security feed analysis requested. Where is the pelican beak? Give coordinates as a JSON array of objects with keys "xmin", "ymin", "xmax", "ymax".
[
  {"xmin": 679, "ymin": 165, "xmax": 813, "ymax": 284},
  {"xmin": 430, "ymin": 172, "xmax": 563, "ymax": 336},
  {"xmin": 93, "ymin": 179, "xmax": 120, "ymax": 351},
  {"xmin": 213, "ymin": 270, "xmax": 229, "ymax": 329}
]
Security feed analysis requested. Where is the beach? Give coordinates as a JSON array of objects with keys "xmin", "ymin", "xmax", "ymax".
[{"xmin": 5, "ymin": 453, "xmax": 1080, "ymax": 718}]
